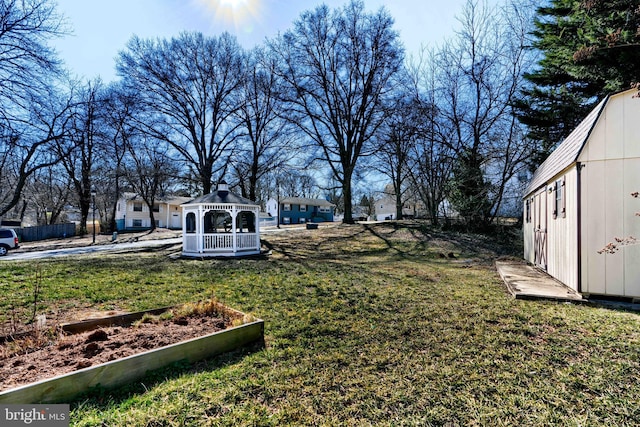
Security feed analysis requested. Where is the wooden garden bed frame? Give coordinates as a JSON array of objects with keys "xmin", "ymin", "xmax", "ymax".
[{"xmin": 0, "ymin": 306, "xmax": 264, "ymax": 404}]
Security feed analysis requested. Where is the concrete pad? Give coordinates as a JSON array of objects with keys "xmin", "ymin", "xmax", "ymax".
[{"xmin": 495, "ymin": 261, "xmax": 584, "ymax": 302}]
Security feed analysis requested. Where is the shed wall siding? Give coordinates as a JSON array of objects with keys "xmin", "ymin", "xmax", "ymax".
[
  {"xmin": 545, "ymin": 168, "xmax": 579, "ymax": 290},
  {"xmin": 523, "ymin": 167, "xmax": 579, "ymax": 291},
  {"xmin": 578, "ymin": 91, "xmax": 640, "ymax": 297},
  {"xmin": 580, "ymin": 158, "xmax": 640, "ymax": 297},
  {"xmin": 623, "ymin": 163, "xmax": 640, "ymax": 297},
  {"xmin": 523, "ymin": 201, "xmax": 535, "ymax": 264}
]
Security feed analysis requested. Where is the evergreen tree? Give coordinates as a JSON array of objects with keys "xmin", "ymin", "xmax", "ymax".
[
  {"xmin": 516, "ymin": 0, "xmax": 640, "ymax": 170},
  {"xmin": 571, "ymin": 0, "xmax": 640, "ymax": 89},
  {"xmin": 447, "ymin": 149, "xmax": 493, "ymax": 228}
]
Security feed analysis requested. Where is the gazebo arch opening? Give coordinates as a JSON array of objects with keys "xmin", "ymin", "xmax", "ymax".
[
  {"xmin": 237, "ymin": 211, "xmax": 256, "ymax": 233},
  {"xmin": 186, "ymin": 212, "xmax": 196, "ymax": 233},
  {"xmin": 204, "ymin": 210, "xmax": 232, "ymax": 233},
  {"xmin": 181, "ymin": 180, "xmax": 261, "ymax": 257}
]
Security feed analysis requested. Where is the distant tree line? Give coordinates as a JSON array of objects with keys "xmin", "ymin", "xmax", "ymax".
[{"xmin": 1, "ymin": 0, "xmax": 636, "ymax": 232}]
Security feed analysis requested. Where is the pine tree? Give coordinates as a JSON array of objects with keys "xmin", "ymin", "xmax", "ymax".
[{"xmin": 516, "ymin": 0, "xmax": 640, "ymax": 169}]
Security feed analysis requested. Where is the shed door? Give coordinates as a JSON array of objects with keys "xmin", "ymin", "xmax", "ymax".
[{"xmin": 533, "ymin": 189, "xmax": 548, "ymax": 270}]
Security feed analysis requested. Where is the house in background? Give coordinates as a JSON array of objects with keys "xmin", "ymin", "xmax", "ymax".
[
  {"xmin": 374, "ymin": 191, "xmax": 397, "ymax": 221},
  {"xmin": 266, "ymin": 197, "xmax": 335, "ymax": 225},
  {"xmin": 114, "ymin": 193, "xmax": 191, "ymax": 231},
  {"xmin": 373, "ymin": 184, "xmax": 426, "ymax": 221},
  {"xmin": 523, "ymin": 88, "xmax": 640, "ymax": 299}
]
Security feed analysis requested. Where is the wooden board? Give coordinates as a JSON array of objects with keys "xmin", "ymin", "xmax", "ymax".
[
  {"xmin": 0, "ymin": 319, "xmax": 263, "ymax": 404},
  {"xmin": 60, "ymin": 307, "xmax": 173, "ymax": 334}
]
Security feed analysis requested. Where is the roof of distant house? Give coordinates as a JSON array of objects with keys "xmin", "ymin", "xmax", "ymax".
[
  {"xmin": 124, "ymin": 193, "xmax": 191, "ymax": 205},
  {"xmin": 280, "ymin": 197, "xmax": 335, "ymax": 207}
]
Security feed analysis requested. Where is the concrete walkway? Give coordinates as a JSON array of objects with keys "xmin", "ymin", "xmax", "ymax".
[{"xmin": 495, "ymin": 261, "xmax": 584, "ymax": 302}]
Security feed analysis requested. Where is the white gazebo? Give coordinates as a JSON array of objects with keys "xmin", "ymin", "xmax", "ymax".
[{"xmin": 182, "ymin": 181, "xmax": 261, "ymax": 257}]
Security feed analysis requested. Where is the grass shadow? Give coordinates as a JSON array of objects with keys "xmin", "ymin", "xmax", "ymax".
[
  {"xmin": 71, "ymin": 338, "xmax": 265, "ymax": 409},
  {"xmin": 261, "ymin": 221, "xmax": 492, "ymax": 266}
]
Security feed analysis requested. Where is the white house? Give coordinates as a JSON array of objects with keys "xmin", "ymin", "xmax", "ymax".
[
  {"xmin": 373, "ymin": 184, "xmax": 427, "ymax": 221},
  {"xmin": 374, "ymin": 191, "xmax": 398, "ymax": 221},
  {"xmin": 523, "ymin": 88, "xmax": 640, "ymax": 299},
  {"xmin": 115, "ymin": 193, "xmax": 191, "ymax": 231}
]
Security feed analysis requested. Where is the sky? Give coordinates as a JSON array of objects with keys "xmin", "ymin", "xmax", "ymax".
[{"xmin": 53, "ymin": 0, "xmax": 493, "ymax": 82}]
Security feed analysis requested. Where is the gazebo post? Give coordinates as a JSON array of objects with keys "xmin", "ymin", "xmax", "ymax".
[
  {"xmin": 254, "ymin": 209, "xmax": 259, "ymax": 235},
  {"xmin": 231, "ymin": 208, "xmax": 237, "ymax": 254},
  {"xmin": 197, "ymin": 204, "xmax": 203, "ymax": 254}
]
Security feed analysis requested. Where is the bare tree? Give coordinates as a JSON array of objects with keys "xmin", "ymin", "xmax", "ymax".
[
  {"xmin": 56, "ymin": 79, "xmax": 105, "ymax": 235},
  {"xmin": 374, "ymin": 82, "xmax": 431, "ymax": 221},
  {"xmin": 269, "ymin": 0, "xmax": 404, "ymax": 223},
  {"xmin": 232, "ymin": 46, "xmax": 296, "ymax": 202},
  {"xmin": 403, "ymin": 49, "xmax": 456, "ymax": 225},
  {"xmin": 0, "ymin": 0, "xmax": 65, "ymax": 119},
  {"xmin": 0, "ymin": 85, "xmax": 74, "ymax": 218},
  {"xmin": 436, "ymin": 0, "xmax": 535, "ymax": 227},
  {"xmin": 277, "ymin": 171, "xmax": 319, "ymax": 199},
  {"xmin": 0, "ymin": 0, "xmax": 69, "ymax": 218},
  {"xmin": 123, "ymin": 136, "xmax": 178, "ymax": 231},
  {"xmin": 117, "ymin": 32, "xmax": 245, "ymax": 195},
  {"xmin": 99, "ymin": 83, "xmax": 138, "ymax": 232},
  {"xmin": 25, "ymin": 162, "xmax": 72, "ymax": 225}
]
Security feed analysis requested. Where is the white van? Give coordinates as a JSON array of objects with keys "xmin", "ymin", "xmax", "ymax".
[{"xmin": 0, "ymin": 228, "xmax": 19, "ymax": 256}]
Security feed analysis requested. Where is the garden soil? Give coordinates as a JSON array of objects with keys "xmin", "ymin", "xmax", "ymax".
[{"xmin": 0, "ymin": 311, "xmax": 232, "ymax": 392}]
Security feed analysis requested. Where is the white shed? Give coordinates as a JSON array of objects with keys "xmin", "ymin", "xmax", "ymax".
[{"xmin": 523, "ymin": 88, "xmax": 640, "ymax": 299}]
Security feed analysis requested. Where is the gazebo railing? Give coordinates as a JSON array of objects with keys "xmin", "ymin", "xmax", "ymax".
[
  {"xmin": 203, "ymin": 233, "xmax": 234, "ymax": 252},
  {"xmin": 187, "ymin": 233, "xmax": 259, "ymax": 253},
  {"xmin": 184, "ymin": 234, "xmax": 198, "ymax": 252},
  {"xmin": 236, "ymin": 233, "xmax": 259, "ymax": 250}
]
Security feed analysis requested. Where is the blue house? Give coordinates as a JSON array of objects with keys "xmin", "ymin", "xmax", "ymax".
[{"xmin": 266, "ymin": 197, "xmax": 335, "ymax": 225}]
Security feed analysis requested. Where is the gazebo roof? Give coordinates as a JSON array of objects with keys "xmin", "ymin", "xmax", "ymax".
[{"xmin": 184, "ymin": 181, "xmax": 257, "ymax": 206}]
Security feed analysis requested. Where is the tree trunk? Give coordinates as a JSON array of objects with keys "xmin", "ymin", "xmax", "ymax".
[
  {"xmin": 202, "ymin": 173, "xmax": 212, "ymax": 195},
  {"xmin": 395, "ymin": 192, "xmax": 403, "ymax": 221},
  {"xmin": 249, "ymin": 161, "xmax": 259, "ymax": 202},
  {"xmin": 342, "ymin": 171, "xmax": 354, "ymax": 224},
  {"xmin": 148, "ymin": 207, "xmax": 156, "ymax": 231},
  {"xmin": 79, "ymin": 188, "xmax": 91, "ymax": 236}
]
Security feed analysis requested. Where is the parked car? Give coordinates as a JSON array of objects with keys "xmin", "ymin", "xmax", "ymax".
[{"xmin": 0, "ymin": 228, "xmax": 19, "ymax": 256}]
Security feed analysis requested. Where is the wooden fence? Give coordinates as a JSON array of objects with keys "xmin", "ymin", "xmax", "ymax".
[{"xmin": 16, "ymin": 223, "xmax": 76, "ymax": 242}]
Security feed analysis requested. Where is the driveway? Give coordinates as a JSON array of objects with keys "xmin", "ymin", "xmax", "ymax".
[{"xmin": 1, "ymin": 238, "xmax": 182, "ymax": 261}]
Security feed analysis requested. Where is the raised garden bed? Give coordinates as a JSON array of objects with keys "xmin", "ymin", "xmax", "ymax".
[{"xmin": 0, "ymin": 303, "xmax": 263, "ymax": 404}]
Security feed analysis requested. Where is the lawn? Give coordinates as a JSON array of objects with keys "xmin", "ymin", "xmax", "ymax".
[{"xmin": 2, "ymin": 222, "xmax": 640, "ymax": 426}]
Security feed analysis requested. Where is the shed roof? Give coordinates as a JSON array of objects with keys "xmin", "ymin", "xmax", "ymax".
[
  {"xmin": 523, "ymin": 95, "xmax": 609, "ymax": 196},
  {"xmin": 281, "ymin": 197, "xmax": 335, "ymax": 207}
]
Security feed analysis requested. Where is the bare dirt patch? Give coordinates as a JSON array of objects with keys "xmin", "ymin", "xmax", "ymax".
[{"xmin": 0, "ymin": 304, "xmax": 241, "ymax": 393}]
